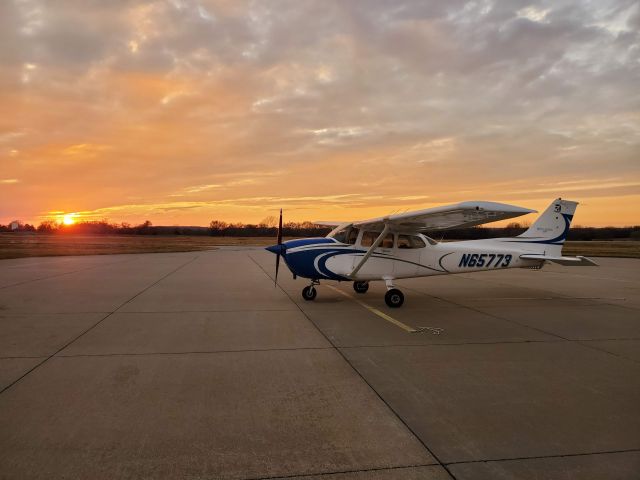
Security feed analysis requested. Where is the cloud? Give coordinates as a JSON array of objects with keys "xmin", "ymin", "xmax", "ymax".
[{"xmin": 0, "ymin": 0, "xmax": 638, "ymax": 226}]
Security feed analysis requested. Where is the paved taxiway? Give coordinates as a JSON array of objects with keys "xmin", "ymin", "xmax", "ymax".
[{"xmin": 0, "ymin": 248, "xmax": 639, "ymax": 479}]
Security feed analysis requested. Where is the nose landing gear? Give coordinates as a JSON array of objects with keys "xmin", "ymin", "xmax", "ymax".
[
  {"xmin": 302, "ymin": 286, "xmax": 317, "ymax": 301},
  {"xmin": 302, "ymin": 280, "xmax": 320, "ymax": 301},
  {"xmin": 353, "ymin": 281, "xmax": 369, "ymax": 294}
]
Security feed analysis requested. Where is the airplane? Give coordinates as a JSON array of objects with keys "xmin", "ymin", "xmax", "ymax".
[{"xmin": 266, "ymin": 198, "xmax": 597, "ymax": 308}]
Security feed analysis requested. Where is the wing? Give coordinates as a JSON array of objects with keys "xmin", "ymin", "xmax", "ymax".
[
  {"xmin": 314, "ymin": 221, "xmax": 347, "ymax": 227},
  {"xmin": 353, "ymin": 201, "xmax": 536, "ymax": 232}
]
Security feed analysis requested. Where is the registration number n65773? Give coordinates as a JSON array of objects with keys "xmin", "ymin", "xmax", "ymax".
[{"xmin": 459, "ymin": 253, "xmax": 512, "ymax": 268}]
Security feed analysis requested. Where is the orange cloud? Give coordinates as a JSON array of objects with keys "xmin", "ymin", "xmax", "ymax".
[{"xmin": 0, "ymin": 0, "xmax": 638, "ymax": 227}]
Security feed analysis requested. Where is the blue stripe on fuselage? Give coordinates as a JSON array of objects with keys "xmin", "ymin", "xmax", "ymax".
[
  {"xmin": 284, "ymin": 247, "xmax": 356, "ymax": 280},
  {"xmin": 283, "ymin": 237, "xmax": 337, "ymax": 250},
  {"xmin": 502, "ymin": 213, "xmax": 573, "ymax": 245}
]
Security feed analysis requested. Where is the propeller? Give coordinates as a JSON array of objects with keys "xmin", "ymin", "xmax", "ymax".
[{"xmin": 275, "ymin": 209, "xmax": 283, "ymax": 286}]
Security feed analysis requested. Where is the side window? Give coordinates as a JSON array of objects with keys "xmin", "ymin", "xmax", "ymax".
[
  {"xmin": 397, "ymin": 235, "xmax": 427, "ymax": 249},
  {"xmin": 360, "ymin": 231, "xmax": 377, "ymax": 247},
  {"xmin": 346, "ymin": 227, "xmax": 359, "ymax": 245},
  {"xmin": 398, "ymin": 235, "xmax": 412, "ymax": 249},
  {"xmin": 411, "ymin": 236, "xmax": 426, "ymax": 248},
  {"xmin": 381, "ymin": 233, "xmax": 394, "ymax": 248}
]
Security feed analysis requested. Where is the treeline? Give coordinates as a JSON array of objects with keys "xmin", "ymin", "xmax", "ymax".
[
  {"xmin": 0, "ymin": 220, "xmax": 331, "ymax": 237},
  {"xmin": 1, "ymin": 220, "xmax": 638, "ymax": 241}
]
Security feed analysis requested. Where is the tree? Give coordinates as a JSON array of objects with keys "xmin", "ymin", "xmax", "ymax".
[
  {"xmin": 259, "ymin": 216, "xmax": 277, "ymax": 228},
  {"xmin": 209, "ymin": 220, "xmax": 228, "ymax": 231},
  {"xmin": 37, "ymin": 220, "xmax": 59, "ymax": 233}
]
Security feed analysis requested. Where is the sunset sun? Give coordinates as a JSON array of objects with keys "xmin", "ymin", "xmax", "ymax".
[{"xmin": 62, "ymin": 214, "xmax": 76, "ymax": 225}]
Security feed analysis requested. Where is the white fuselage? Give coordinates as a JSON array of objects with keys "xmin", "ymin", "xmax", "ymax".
[{"xmin": 281, "ymin": 233, "xmax": 548, "ymax": 282}]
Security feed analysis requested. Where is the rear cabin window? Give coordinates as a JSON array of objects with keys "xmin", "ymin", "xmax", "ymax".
[
  {"xmin": 381, "ymin": 234, "xmax": 394, "ymax": 248},
  {"xmin": 398, "ymin": 235, "xmax": 426, "ymax": 249}
]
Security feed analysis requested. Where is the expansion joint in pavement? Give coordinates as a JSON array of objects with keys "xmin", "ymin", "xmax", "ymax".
[
  {"xmin": 401, "ymin": 285, "xmax": 640, "ymax": 364},
  {"xmin": 443, "ymin": 446, "xmax": 640, "ymax": 466},
  {"xmin": 0, "ymin": 256, "xmax": 138, "ymax": 290},
  {"xmin": 243, "ymin": 462, "xmax": 440, "ymax": 480},
  {"xmin": 248, "ymin": 254, "xmax": 460, "ymax": 480},
  {"xmin": 54, "ymin": 346, "xmax": 335, "ymax": 358},
  {"xmin": 401, "ymin": 284, "xmax": 571, "ymax": 342},
  {"xmin": 0, "ymin": 255, "xmax": 200, "ymax": 396}
]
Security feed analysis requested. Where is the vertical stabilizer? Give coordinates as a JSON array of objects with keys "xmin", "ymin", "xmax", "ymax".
[{"xmin": 515, "ymin": 198, "xmax": 577, "ymax": 255}]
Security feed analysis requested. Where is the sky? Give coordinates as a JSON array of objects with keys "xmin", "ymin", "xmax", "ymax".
[{"xmin": 0, "ymin": 0, "xmax": 639, "ymax": 227}]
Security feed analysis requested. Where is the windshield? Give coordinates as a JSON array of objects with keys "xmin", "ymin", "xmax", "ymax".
[{"xmin": 328, "ymin": 225, "xmax": 359, "ymax": 244}]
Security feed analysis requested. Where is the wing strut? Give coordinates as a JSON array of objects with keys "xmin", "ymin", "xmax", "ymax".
[{"xmin": 350, "ymin": 224, "xmax": 390, "ymax": 278}]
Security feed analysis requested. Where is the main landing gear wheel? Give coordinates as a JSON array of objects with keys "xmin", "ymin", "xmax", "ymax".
[
  {"xmin": 302, "ymin": 285, "xmax": 317, "ymax": 301},
  {"xmin": 385, "ymin": 289, "xmax": 404, "ymax": 308},
  {"xmin": 353, "ymin": 281, "xmax": 369, "ymax": 294}
]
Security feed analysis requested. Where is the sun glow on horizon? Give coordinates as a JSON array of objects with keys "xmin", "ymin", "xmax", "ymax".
[{"xmin": 62, "ymin": 214, "xmax": 76, "ymax": 225}]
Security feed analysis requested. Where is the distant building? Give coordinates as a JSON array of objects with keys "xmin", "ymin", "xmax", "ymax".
[{"xmin": 10, "ymin": 221, "xmax": 20, "ymax": 231}]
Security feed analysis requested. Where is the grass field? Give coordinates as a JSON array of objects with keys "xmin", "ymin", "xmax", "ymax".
[
  {"xmin": 1, "ymin": 233, "xmax": 639, "ymax": 260},
  {"xmin": 0, "ymin": 234, "xmax": 274, "ymax": 260}
]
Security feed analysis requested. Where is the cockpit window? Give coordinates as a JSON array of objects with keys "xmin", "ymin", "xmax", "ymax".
[
  {"xmin": 360, "ymin": 231, "xmax": 377, "ymax": 247},
  {"xmin": 329, "ymin": 226, "xmax": 350, "ymax": 243},
  {"xmin": 360, "ymin": 231, "xmax": 393, "ymax": 248},
  {"xmin": 329, "ymin": 225, "xmax": 360, "ymax": 244},
  {"xmin": 346, "ymin": 227, "xmax": 359, "ymax": 245}
]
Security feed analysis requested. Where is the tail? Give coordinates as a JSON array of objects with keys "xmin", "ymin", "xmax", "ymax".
[{"xmin": 513, "ymin": 198, "xmax": 577, "ymax": 255}]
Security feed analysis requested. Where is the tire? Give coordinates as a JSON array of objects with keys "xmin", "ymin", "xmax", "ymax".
[
  {"xmin": 384, "ymin": 289, "xmax": 404, "ymax": 308},
  {"xmin": 302, "ymin": 286, "xmax": 317, "ymax": 301},
  {"xmin": 353, "ymin": 281, "xmax": 369, "ymax": 294}
]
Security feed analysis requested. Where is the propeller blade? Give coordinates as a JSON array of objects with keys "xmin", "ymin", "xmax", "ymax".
[
  {"xmin": 275, "ymin": 209, "xmax": 283, "ymax": 286},
  {"xmin": 277, "ymin": 208, "xmax": 283, "ymax": 246}
]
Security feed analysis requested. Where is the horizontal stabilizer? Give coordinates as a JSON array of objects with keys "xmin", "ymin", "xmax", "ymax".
[{"xmin": 520, "ymin": 254, "xmax": 598, "ymax": 266}]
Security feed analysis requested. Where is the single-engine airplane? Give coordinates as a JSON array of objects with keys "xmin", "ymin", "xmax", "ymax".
[{"xmin": 266, "ymin": 198, "xmax": 597, "ymax": 308}]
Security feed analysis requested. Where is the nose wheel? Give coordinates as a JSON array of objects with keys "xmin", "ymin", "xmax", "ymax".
[
  {"xmin": 302, "ymin": 286, "xmax": 317, "ymax": 301},
  {"xmin": 353, "ymin": 281, "xmax": 369, "ymax": 294},
  {"xmin": 302, "ymin": 280, "xmax": 320, "ymax": 301}
]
